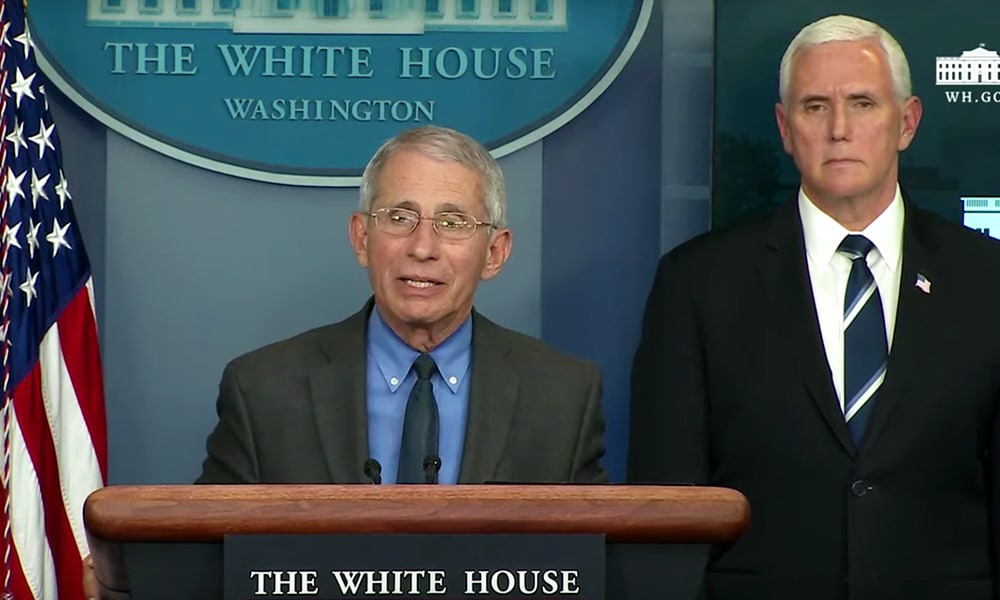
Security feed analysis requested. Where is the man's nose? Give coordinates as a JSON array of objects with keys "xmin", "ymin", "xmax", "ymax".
[
  {"xmin": 407, "ymin": 217, "xmax": 441, "ymax": 259},
  {"xmin": 829, "ymin": 102, "xmax": 851, "ymax": 141}
]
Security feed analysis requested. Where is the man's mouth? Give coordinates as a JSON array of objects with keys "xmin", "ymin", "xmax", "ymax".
[{"xmin": 401, "ymin": 278, "xmax": 440, "ymax": 288}]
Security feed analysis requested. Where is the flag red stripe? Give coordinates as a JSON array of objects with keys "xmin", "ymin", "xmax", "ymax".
[
  {"xmin": 12, "ymin": 365, "xmax": 84, "ymax": 600},
  {"xmin": 6, "ymin": 541, "xmax": 35, "ymax": 600},
  {"xmin": 56, "ymin": 286, "xmax": 107, "ymax": 482}
]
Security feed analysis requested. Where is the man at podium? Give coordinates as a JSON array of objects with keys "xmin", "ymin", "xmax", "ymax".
[
  {"xmin": 196, "ymin": 124, "xmax": 607, "ymax": 487},
  {"xmin": 82, "ymin": 127, "xmax": 607, "ymax": 597}
]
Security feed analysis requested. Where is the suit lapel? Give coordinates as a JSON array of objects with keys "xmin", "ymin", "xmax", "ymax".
[
  {"xmin": 308, "ymin": 302, "xmax": 372, "ymax": 483},
  {"xmin": 458, "ymin": 313, "xmax": 521, "ymax": 483},
  {"xmin": 858, "ymin": 205, "xmax": 939, "ymax": 450},
  {"xmin": 763, "ymin": 201, "xmax": 856, "ymax": 457}
]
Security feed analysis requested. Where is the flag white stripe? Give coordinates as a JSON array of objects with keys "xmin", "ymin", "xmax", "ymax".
[
  {"xmin": 9, "ymin": 405, "xmax": 56, "ymax": 600},
  {"xmin": 85, "ymin": 278, "xmax": 97, "ymax": 324},
  {"xmin": 39, "ymin": 320, "xmax": 102, "ymax": 558}
]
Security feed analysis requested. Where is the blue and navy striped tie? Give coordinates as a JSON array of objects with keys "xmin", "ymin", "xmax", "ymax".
[{"xmin": 839, "ymin": 235, "xmax": 887, "ymax": 446}]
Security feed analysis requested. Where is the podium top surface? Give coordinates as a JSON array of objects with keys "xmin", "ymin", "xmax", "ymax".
[{"xmin": 85, "ymin": 484, "xmax": 749, "ymax": 544}]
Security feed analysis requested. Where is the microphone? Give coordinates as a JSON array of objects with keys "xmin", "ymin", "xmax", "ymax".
[
  {"xmin": 422, "ymin": 455, "xmax": 442, "ymax": 484},
  {"xmin": 363, "ymin": 458, "xmax": 382, "ymax": 484}
]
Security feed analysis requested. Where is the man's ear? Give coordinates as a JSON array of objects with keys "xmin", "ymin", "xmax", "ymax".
[
  {"xmin": 348, "ymin": 212, "xmax": 370, "ymax": 268},
  {"xmin": 775, "ymin": 102, "xmax": 794, "ymax": 155},
  {"xmin": 481, "ymin": 228, "xmax": 512, "ymax": 281},
  {"xmin": 898, "ymin": 95, "xmax": 923, "ymax": 152}
]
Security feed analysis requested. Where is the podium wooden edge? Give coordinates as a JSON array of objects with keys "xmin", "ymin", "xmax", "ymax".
[{"xmin": 85, "ymin": 484, "xmax": 748, "ymax": 598}]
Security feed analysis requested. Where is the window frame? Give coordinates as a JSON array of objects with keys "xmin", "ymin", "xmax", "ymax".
[
  {"xmin": 101, "ymin": 0, "xmax": 127, "ymax": 12},
  {"xmin": 213, "ymin": 0, "xmax": 238, "ymax": 14},
  {"xmin": 138, "ymin": 0, "xmax": 164, "ymax": 15},
  {"xmin": 530, "ymin": 0, "xmax": 553, "ymax": 19},
  {"xmin": 492, "ymin": 0, "xmax": 516, "ymax": 19},
  {"xmin": 176, "ymin": 0, "xmax": 200, "ymax": 15},
  {"xmin": 425, "ymin": 0, "xmax": 443, "ymax": 17},
  {"xmin": 317, "ymin": 0, "xmax": 349, "ymax": 17},
  {"xmin": 456, "ymin": 0, "xmax": 480, "ymax": 19}
]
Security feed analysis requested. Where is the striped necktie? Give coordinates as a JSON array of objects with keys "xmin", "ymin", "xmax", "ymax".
[{"xmin": 839, "ymin": 234, "xmax": 887, "ymax": 445}]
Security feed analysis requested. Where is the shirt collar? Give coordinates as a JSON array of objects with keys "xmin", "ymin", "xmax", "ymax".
[
  {"xmin": 367, "ymin": 307, "xmax": 472, "ymax": 394},
  {"xmin": 798, "ymin": 184, "xmax": 904, "ymax": 273}
]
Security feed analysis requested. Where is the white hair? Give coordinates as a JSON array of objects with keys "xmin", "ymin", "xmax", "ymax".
[
  {"xmin": 358, "ymin": 125, "xmax": 507, "ymax": 228},
  {"xmin": 779, "ymin": 14, "xmax": 912, "ymax": 104}
]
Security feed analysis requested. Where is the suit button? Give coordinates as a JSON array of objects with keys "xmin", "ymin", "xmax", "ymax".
[{"xmin": 850, "ymin": 480, "xmax": 872, "ymax": 497}]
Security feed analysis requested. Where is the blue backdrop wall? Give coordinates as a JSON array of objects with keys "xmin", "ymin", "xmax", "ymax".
[{"xmin": 46, "ymin": 0, "xmax": 715, "ymax": 484}]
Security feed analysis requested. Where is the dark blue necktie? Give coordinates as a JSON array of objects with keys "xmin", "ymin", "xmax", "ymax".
[
  {"xmin": 397, "ymin": 353, "xmax": 438, "ymax": 483},
  {"xmin": 839, "ymin": 235, "xmax": 887, "ymax": 445}
]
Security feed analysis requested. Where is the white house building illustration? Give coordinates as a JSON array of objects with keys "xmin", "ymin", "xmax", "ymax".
[
  {"xmin": 962, "ymin": 197, "xmax": 1000, "ymax": 240},
  {"xmin": 936, "ymin": 44, "xmax": 1000, "ymax": 85},
  {"xmin": 87, "ymin": 0, "xmax": 567, "ymax": 34}
]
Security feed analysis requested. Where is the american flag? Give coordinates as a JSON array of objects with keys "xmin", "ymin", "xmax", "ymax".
[
  {"xmin": 915, "ymin": 272, "xmax": 932, "ymax": 295},
  {"xmin": 0, "ymin": 1, "xmax": 108, "ymax": 599}
]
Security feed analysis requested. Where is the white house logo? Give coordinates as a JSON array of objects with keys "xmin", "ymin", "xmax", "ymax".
[
  {"xmin": 962, "ymin": 197, "xmax": 1000, "ymax": 241},
  {"xmin": 86, "ymin": 0, "xmax": 569, "ymax": 34},
  {"xmin": 28, "ymin": 0, "xmax": 652, "ymax": 186},
  {"xmin": 936, "ymin": 43, "xmax": 1000, "ymax": 104}
]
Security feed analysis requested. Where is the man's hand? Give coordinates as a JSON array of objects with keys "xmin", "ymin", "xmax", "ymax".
[{"xmin": 82, "ymin": 553, "xmax": 97, "ymax": 599}]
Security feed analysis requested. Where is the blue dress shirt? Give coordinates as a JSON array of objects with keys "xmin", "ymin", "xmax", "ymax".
[{"xmin": 366, "ymin": 307, "xmax": 471, "ymax": 484}]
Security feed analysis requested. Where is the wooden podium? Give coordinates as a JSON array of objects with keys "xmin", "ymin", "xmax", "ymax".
[{"xmin": 85, "ymin": 484, "xmax": 749, "ymax": 600}]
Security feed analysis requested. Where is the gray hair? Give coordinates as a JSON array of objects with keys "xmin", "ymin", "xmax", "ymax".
[
  {"xmin": 779, "ymin": 14, "xmax": 912, "ymax": 104},
  {"xmin": 358, "ymin": 125, "xmax": 507, "ymax": 228}
]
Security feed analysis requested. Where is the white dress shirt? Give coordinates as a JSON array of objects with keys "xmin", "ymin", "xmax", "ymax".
[{"xmin": 798, "ymin": 186, "xmax": 904, "ymax": 413}]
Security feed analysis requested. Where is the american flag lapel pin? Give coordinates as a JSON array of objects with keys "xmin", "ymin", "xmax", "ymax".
[{"xmin": 915, "ymin": 272, "xmax": 932, "ymax": 294}]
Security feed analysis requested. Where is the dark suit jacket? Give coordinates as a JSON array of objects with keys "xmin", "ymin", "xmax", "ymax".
[
  {"xmin": 629, "ymin": 199, "xmax": 1000, "ymax": 600},
  {"xmin": 197, "ymin": 302, "xmax": 606, "ymax": 485}
]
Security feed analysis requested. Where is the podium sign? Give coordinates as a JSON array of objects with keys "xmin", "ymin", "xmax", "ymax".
[
  {"xmin": 84, "ymin": 484, "xmax": 749, "ymax": 599},
  {"xmin": 224, "ymin": 533, "xmax": 605, "ymax": 600}
]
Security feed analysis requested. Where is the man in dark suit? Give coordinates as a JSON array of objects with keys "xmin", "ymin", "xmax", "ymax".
[
  {"xmin": 196, "ymin": 301, "xmax": 606, "ymax": 484},
  {"xmin": 197, "ymin": 124, "xmax": 606, "ymax": 485},
  {"xmin": 629, "ymin": 14, "xmax": 1000, "ymax": 600},
  {"xmin": 83, "ymin": 125, "xmax": 605, "ymax": 596}
]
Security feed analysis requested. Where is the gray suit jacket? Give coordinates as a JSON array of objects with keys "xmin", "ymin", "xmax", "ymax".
[{"xmin": 197, "ymin": 302, "xmax": 607, "ymax": 484}]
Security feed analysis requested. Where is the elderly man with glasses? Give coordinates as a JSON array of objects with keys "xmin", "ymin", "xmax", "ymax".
[
  {"xmin": 82, "ymin": 125, "xmax": 607, "ymax": 597},
  {"xmin": 196, "ymin": 125, "xmax": 607, "ymax": 486}
]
